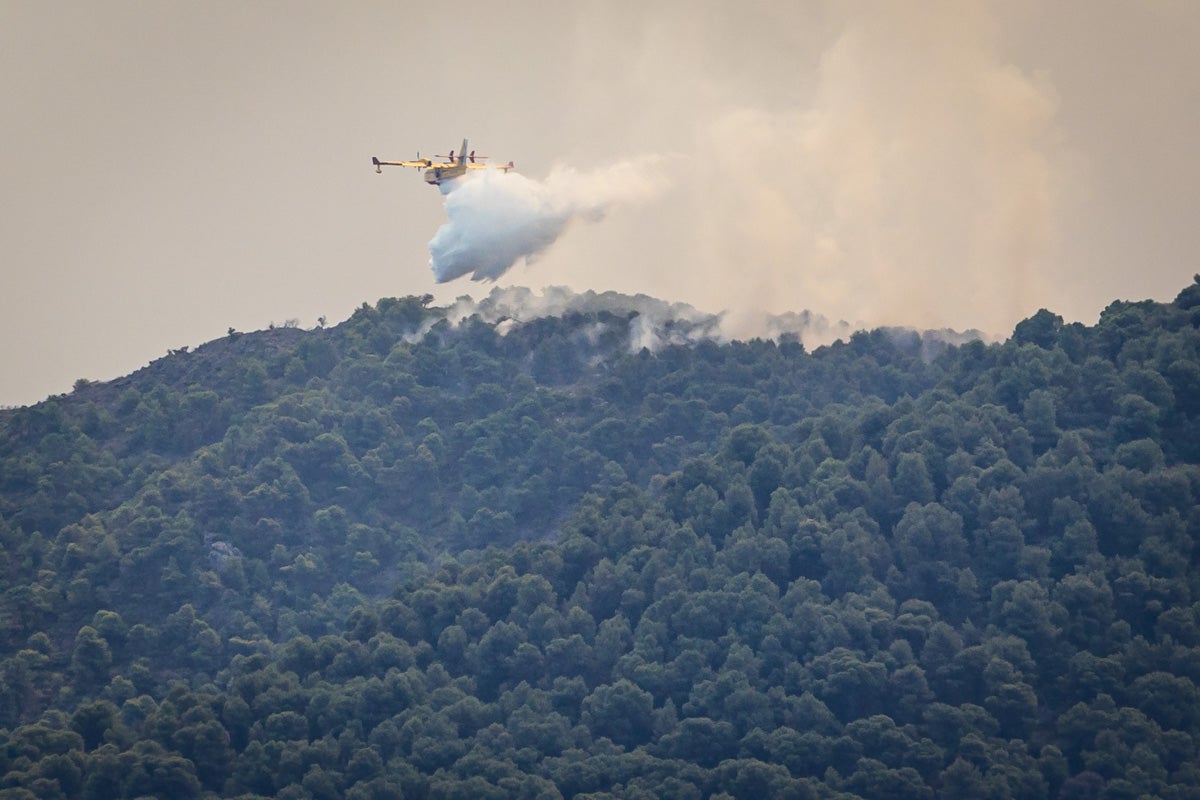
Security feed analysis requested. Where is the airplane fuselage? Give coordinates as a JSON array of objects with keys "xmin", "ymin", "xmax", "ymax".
[{"xmin": 423, "ymin": 164, "xmax": 467, "ymax": 185}]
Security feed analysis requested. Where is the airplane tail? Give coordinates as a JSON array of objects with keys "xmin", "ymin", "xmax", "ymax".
[{"xmin": 458, "ymin": 138, "xmax": 468, "ymax": 166}]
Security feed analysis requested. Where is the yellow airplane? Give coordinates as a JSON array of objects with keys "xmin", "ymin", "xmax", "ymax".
[{"xmin": 372, "ymin": 138, "xmax": 514, "ymax": 186}]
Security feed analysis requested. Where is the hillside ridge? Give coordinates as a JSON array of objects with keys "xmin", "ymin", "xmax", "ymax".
[{"xmin": 0, "ymin": 278, "xmax": 1197, "ymax": 799}]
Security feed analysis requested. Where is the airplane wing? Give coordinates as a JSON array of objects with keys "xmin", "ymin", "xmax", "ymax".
[
  {"xmin": 372, "ymin": 156, "xmax": 431, "ymax": 173},
  {"xmin": 466, "ymin": 161, "xmax": 515, "ymax": 173}
]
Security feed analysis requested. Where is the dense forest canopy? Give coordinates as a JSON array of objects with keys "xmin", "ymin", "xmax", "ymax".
[{"xmin": 1, "ymin": 278, "xmax": 1199, "ymax": 799}]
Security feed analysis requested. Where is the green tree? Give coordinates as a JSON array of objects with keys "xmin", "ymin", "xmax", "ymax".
[
  {"xmin": 70, "ymin": 700, "xmax": 117, "ymax": 750},
  {"xmin": 70, "ymin": 626, "xmax": 111, "ymax": 688},
  {"xmin": 893, "ymin": 453, "xmax": 936, "ymax": 506},
  {"xmin": 581, "ymin": 679, "xmax": 655, "ymax": 748}
]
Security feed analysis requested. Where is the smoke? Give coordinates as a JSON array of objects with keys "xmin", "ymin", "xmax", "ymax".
[
  {"xmin": 413, "ymin": 285, "xmax": 986, "ymax": 358},
  {"xmin": 428, "ymin": 158, "xmax": 664, "ymax": 283},
  {"xmin": 534, "ymin": 1, "xmax": 1077, "ymax": 337},
  {"xmin": 670, "ymin": 2, "xmax": 1066, "ymax": 334}
]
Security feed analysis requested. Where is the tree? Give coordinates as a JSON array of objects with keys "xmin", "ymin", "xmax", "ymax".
[
  {"xmin": 658, "ymin": 716, "xmax": 738, "ymax": 767},
  {"xmin": 1023, "ymin": 389, "xmax": 1060, "ymax": 453},
  {"xmin": 1012, "ymin": 309, "xmax": 1063, "ymax": 349},
  {"xmin": 123, "ymin": 743, "xmax": 203, "ymax": 799},
  {"xmin": 70, "ymin": 626, "xmax": 111, "ymax": 688},
  {"xmin": 1129, "ymin": 672, "xmax": 1200, "ymax": 731},
  {"xmin": 890, "ymin": 504, "xmax": 968, "ymax": 606},
  {"xmin": 582, "ymin": 679, "xmax": 655, "ymax": 749},
  {"xmin": 808, "ymin": 648, "xmax": 888, "ymax": 721},
  {"xmin": 893, "ymin": 453, "xmax": 936, "ymax": 506},
  {"xmin": 70, "ymin": 700, "xmax": 117, "ymax": 750},
  {"xmin": 844, "ymin": 757, "xmax": 932, "ymax": 800},
  {"xmin": 173, "ymin": 717, "xmax": 234, "ymax": 790}
]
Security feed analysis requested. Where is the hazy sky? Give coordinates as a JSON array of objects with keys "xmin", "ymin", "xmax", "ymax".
[{"xmin": 2, "ymin": 0, "xmax": 1197, "ymax": 407}]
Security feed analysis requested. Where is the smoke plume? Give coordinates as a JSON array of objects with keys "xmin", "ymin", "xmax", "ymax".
[
  {"xmin": 428, "ymin": 159, "xmax": 663, "ymax": 283},
  {"xmin": 403, "ymin": 285, "xmax": 986, "ymax": 360}
]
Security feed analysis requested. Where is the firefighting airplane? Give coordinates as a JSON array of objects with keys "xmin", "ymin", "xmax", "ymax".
[{"xmin": 372, "ymin": 139, "xmax": 514, "ymax": 186}]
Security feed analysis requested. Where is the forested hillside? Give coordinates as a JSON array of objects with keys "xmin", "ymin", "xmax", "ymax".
[{"xmin": 1, "ymin": 279, "xmax": 1199, "ymax": 799}]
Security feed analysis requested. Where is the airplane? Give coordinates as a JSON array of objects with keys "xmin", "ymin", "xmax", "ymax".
[{"xmin": 372, "ymin": 138, "xmax": 514, "ymax": 186}]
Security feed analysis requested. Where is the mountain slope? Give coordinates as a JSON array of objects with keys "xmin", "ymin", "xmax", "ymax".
[{"xmin": 0, "ymin": 280, "xmax": 1198, "ymax": 799}]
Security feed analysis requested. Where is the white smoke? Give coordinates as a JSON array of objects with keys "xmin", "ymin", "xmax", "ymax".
[
  {"xmin": 428, "ymin": 158, "xmax": 663, "ymax": 283},
  {"xmin": 406, "ymin": 286, "xmax": 990, "ymax": 359},
  {"xmin": 429, "ymin": 286, "xmax": 838, "ymax": 351}
]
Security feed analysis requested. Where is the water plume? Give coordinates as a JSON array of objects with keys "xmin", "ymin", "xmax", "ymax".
[{"xmin": 428, "ymin": 158, "xmax": 662, "ymax": 283}]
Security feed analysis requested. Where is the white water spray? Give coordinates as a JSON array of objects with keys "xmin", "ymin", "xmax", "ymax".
[{"xmin": 428, "ymin": 158, "xmax": 663, "ymax": 283}]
